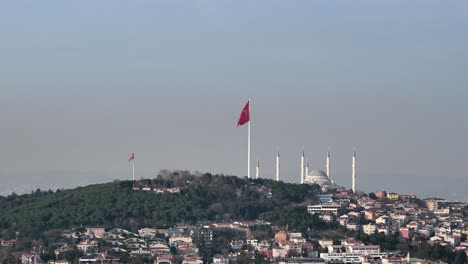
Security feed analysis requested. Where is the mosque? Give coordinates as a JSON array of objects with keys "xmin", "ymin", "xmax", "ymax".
[
  {"xmin": 255, "ymin": 148, "xmax": 357, "ymax": 193},
  {"xmin": 300, "ymin": 150, "xmax": 357, "ymax": 192}
]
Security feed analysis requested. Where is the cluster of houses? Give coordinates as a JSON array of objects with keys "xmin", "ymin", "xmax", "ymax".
[
  {"xmin": 14, "ymin": 225, "xmax": 210, "ymax": 264},
  {"xmin": 307, "ymin": 191, "xmax": 468, "ymax": 263},
  {"xmin": 132, "ymin": 185, "xmax": 181, "ymax": 194}
]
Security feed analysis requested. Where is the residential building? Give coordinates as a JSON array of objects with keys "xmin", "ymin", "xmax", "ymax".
[{"xmin": 307, "ymin": 203, "xmax": 341, "ymax": 215}]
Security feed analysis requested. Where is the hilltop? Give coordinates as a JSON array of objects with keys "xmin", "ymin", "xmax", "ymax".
[{"xmin": 0, "ymin": 171, "xmax": 324, "ymax": 239}]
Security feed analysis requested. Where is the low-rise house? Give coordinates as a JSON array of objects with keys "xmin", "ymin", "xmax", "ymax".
[
  {"xmin": 182, "ymin": 257, "xmax": 203, "ymax": 264},
  {"xmin": 272, "ymin": 247, "xmax": 288, "ymax": 258},
  {"xmin": 139, "ymin": 228, "xmax": 157, "ymax": 237},
  {"xmin": 443, "ymin": 235, "xmax": 461, "ymax": 247},
  {"xmin": 21, "ymin": 252, "xmax": 41, "ymax": 264},
  {"xmin": 275, "ymin": 231, "xmax": 288, "ymax": 244},
  {"xmin": 287, "ymin": 242, "xmax": 303, "ymax": 255},
  {"xmin": 387, "ymin": 193, "xmax": 399, "ymax": 200},
  {"xmin": 328, "ymin": 245, "xmax": 346, "ymax": 253},
  {"xmin": 376, "ymin": 216, "xmax": 391, "ymax": 226},
  {"xmin": 363, "ymin": 224, "xmax": 377, "ymax": 235},
  {"xmin": 170, "ymin": 236, "xmax": 192, "ymax": 244},
  {"xmin": 85, "ymin": 228, "xmax": 106, "ymax": 238},
  {"xmin": 230, "ymin": 240, "xmax": 244, "ymax": 251},
  {"xmin": 97, "ymin": 251, "xmax": 120, "ymax": 263},
  {"xmin": 378, "ymin": 225, "xmax": 390, "ymax": 235},
  {"xmin": 150, "ymin": 242, "xmax": 171, "ymax": 255},
  {"xmin": 399, "ymin": 227, "xmax": 413, "ymax": 240},
  {"xmin": 108, "ymin": 228, "xmax": 129, "ymax": 235},
  {"xmin": 1, "ymin": 239, "xmax": 16, "ymax": 247},
  {"xmin": 318, "ymin": 239, "xmax": 333, "ymax": 248},
  {"xmin": 407, "ymin": 221, "xmax": 420, "ymax": 232},
  {"xmin": 418, "ymin": 227, "xmax": 432, "ymax": 237},
  {"xmin": 55, "ymin": 245, "xmax": 76, "ymax": 257},
  {"xmin": 364, "ymin": 210, "xmax": 376, "ymax": 221},
  {"xmin": 167, "ymin": 187, "xmax": 181, "ymax": 194},
  {"xmin": 339, "ymin": 215, "xmax": 349, "ymax": 227},
  {"xmin": 375, "ymin": 191, "xmax": 387, "ymax": 199},
  {"xmin": 213, "ymin": 255, "xmax": 229, "ymax": 264},
  {"xmin": 246, "ymin": 239, "xmax": 258, "ymax": 247},
  {"xmin": 346, "ymin": 223, "xmax": 361, "ymax": 232},
  {"xmin": 47, "ymin": 260, "xmax": 71, "ymax": 264},
  {"xmin": 130, "ymin": 248, "xmax": 152, "ymax": 256},
  {"xmin": 165, "ymin": 228, "xmax": 184, "ymax": 237},
  {"xmin": 78, "ymin": 255, "xmax": 98, "ymax": 263},
  {"xmin": 103, "ymin": 234, "xmax": 125, "ymax": 246},
  {"xmin": 153, "ymin": 188, "xmax": 165, "ymax": 193},
  {"xmin": 77, "ymin": 240, "xmax": 98, "ymax": 253},
  {"xmin": 400, "ymin": 195, "xmax": 412, "ymax": 203}
]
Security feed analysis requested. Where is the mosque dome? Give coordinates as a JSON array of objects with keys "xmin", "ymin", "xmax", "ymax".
[
  {"xmin": 308, "ymin": 170, "xmax": 328, "ymax": 178},
  {"xmin": 305, "ymin": 169, "xmax": 334, "ymax": 187}
]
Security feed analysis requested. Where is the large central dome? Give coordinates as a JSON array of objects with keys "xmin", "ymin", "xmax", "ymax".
[
  {"xmin": 308, "ymin": 170, "xmax": 327, "ymax": 178},
  {"xmin": 305, "ymin": 169, "xmax": 335, "ymax": 188}
]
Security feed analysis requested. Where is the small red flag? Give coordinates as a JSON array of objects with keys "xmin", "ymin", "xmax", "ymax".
[
  {"xmin": 237, "ymin": 101, "xmax": 250, "ymax": 127},
  {"xmin": 129, "ymin": 153, "xmax": 134, "ymax": 162}
]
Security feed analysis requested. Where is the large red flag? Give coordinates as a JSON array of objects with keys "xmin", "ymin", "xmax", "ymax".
[
  {"xmin": 129, "ymin": 153, "xmax": 134, "ymax": 162},
  {"xmin": 237, "ymin": 101, "xmax": 250, "ymax": 127}
]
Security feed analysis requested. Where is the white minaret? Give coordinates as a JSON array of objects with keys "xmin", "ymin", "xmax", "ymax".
[
  {"xmin": 326, "ymin": 150, "xmax": 330, "ymax": 180},
  {"xmin": 256, "ymin": 160, "xmax": 260, "ymax": 179},
  {"xmin": 300, "ymin": 148, "xmax": 305, "ymax": 184},
  {"xmin": 276, "ymin": 149, "xmax": 280, "ymax": 181},
  {"xmin": 305, "ymin": 161, "xmax": 309, "ymax": 180},
  {"xmin": 352, "ymin": 149, "xmax": 356, "ymax": 193}
]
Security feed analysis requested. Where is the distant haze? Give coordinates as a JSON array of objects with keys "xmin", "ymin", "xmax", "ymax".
[{"xmin": 0, "ymin": 1, "xmax": 467, "ymax": 201}]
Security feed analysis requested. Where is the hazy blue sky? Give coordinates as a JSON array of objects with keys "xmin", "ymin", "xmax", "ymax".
[{"xmin": 1, "ymin": 1, "xmax": 467, "ymax": 200}]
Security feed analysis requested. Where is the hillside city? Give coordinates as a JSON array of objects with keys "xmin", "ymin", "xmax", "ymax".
[{"xmin": 1, "ymin": 174, "xmax": 467, "ymax": 264}]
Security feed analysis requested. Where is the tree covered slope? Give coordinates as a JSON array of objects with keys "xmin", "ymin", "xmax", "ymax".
[{"xmin": 0, "ymin": 172, "xmax": 321, "ymax": 238}]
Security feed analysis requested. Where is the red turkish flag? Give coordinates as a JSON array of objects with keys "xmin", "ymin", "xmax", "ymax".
[
  {"xmin": 237, "ymin": 101, "xmax": 250, "ymax": 127},
  {"xmin": 129, "ymin": 153, "xmax": 134, "ymax": 162}
]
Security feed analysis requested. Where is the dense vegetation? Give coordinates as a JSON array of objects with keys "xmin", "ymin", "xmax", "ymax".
[
  {"xmin": 0, "ymin": 172, "xmax": 321, "ymax": 239},
  {"xmin": 410, "ymin": 241, "xmax": 466, "ymax": 264}
]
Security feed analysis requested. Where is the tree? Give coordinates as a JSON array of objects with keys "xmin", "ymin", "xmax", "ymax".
[
  {"xmin": 60, "ymin": 249, "xmax": 83, "ymax": 262},
  {"xmin": 238, "ymin": 251, "xmax": 250, "ymax": 264},
  {"xmin": 454, "ymin": 250, "xmax": 467, "ymax": 264}
]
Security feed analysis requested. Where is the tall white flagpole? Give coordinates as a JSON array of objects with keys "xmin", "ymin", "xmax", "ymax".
[
  {"xmin": 247, "ymin": 99, "xmax": 251, "ymax": 178},
  {"xmin": 276, "ymin": 148, "xmax": 280, "ymax": 181},
  {"xmin": 132, "ymin": 159, "xmax": 135, "ymax": 181}
]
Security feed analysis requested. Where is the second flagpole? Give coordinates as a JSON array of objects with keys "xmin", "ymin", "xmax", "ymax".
[{"xmin": 247, "ymin": 100, "xmax": 251, "ymax": 178}]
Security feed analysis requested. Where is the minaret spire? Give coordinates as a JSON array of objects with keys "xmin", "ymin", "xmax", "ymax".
[
  {"xmin": 326, "ymin": 148, "xmax": 331, "ymax": 180},
  {"xmin": 301, "ymin": 148, "xmax": 305, "ymax": 184},
  {"xmin": 276, "ymin": 148, "xmax": 280, "ymax": 181},
  {"xmin": 256, "ymin": 160, "xmax": 260, "ymax": 179},
  {"xmin": 305, "ymin": 161, "xmax": 309, "ymax": 181},
  {"xmin": 352, "ymin": 148, "xmax": 356, "ymax": 193}
]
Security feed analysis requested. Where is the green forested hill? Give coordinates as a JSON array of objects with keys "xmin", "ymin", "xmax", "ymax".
[{"xmin": 0, "ymin": 172, "xmax": 321, "ymax": 238}]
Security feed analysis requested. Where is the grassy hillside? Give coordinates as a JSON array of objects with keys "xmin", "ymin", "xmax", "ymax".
[{"xmin": 0, "ymin": 172, "xmax": 321, "ymax": 238}]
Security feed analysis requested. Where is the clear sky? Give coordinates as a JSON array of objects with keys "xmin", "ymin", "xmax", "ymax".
[{"xmin": 1, "ymin": 1, "xmax": 467, "ymax": 201}]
